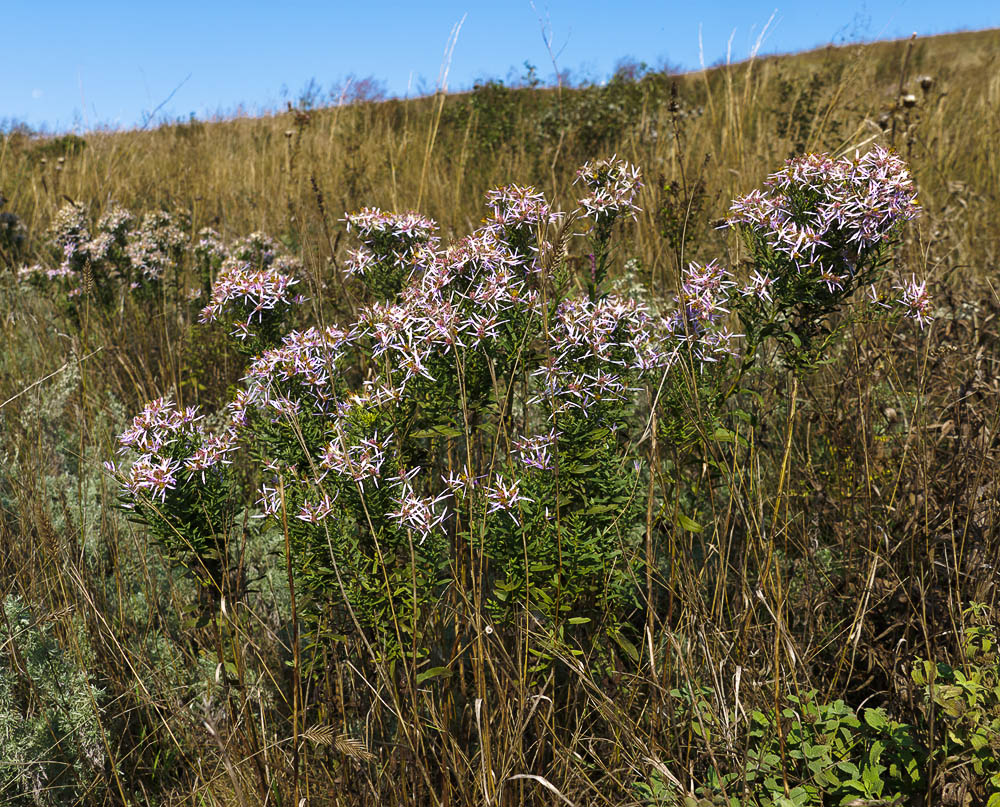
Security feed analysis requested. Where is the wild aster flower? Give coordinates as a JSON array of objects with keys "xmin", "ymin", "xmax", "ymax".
[
  {"xmin": 343, "ymin": 209, "xmax": 440, "ymax": 299},
  {"xmin": 344, "ymin": 246, "xmax": 378, "ymax": 278},
  {"xmin": 575, "ymin": 156, "xmax": 643, "ymax": 222},
  {"xmin": 513, "ymin": 429, "xmax": 559, "ymax": 472},
  {"xmin": 816, "ymin": 265, "xmax": 847, "ymax": 293},
  {"xmin": 484, "ymin": 185, "xmax": 559, "ymax": 231},
  {"xmin": 896, "ymin": 275, "xmax": 932, "ymax": 328},
  {"xmin": 97, "ymin": 204, "xmax": 134, "ymax": 243},
  {"xmin": 868, "ymin": 283, "xmax": 891, "ymax": 310},
  {"xmin": 241, "ymin": 325, "xmax": 355, "ymax": 417},
  {"xmin": 296, "ymin": 492, "xmax": 338, "ymax": 524},
  {"xmin": 86, "ymin": 232, "xmax": 114, "ymax": 261},
  {"xmin": 740, "ymin": 270, "xmax": 775, "ymax": 303},
  {"xmin": 345, "ymin": 208, "xmax": 437, "ymax": 244},
  {"xmin": 194, "ymin": 227, "xmax": 229, "ymax": 265},
  {"xmin": 319, "ymin": 431, "xmax": 393, "ymax": 492},
  {"xmin": 184, "ymin": 428, "xmax": 240, "ymax": 483},
  {"xmin": 256, "ymin": 482, "xmax": 282, "ymax": 517},
  {"xmin": 17, "ymin": 264, "xmax": 47, "ymax": 283},
  {"xmin": 533, "ymin": 294, "xmax": 678, "ymax": 415},
  {"xmin": 123, "ymin": 211, "xmax": 187, "ymax": 283},
  {"xmin": 125, "ymin": 456, "xmax": 180, "ymax": 503},
  {"xmin": 388, "ymin": 474, "xmax": 451, "ymax": 543},
  {"xmin": 442, "ymin": 465, "xmax": 480, "ymax": 497},
  {"xmin": 484, "ymin": 474, "xmax": 531, "ymax": 522},
  {"xmin": 118, "ymin": 397, "xmax": 202, "ymax": 455},
  {"xmin": 678, "ymin": 260, "xmax": 735, "ymax": 324},
  {"xmin": 344, "ymin": 209, "xmax": 438, "ymax": 268},
  {"xmin": 49, "ymin": 202, "xmax": 91, "ymax": 273},
  {"xmin": 464, "ymin": 311, "xmax": 507, "ymax": 346},
  {"xmin": 200, "ymin": 259, "xmax": 302, "ymax": 340},
  {"xmin": 726, "ymin": 146, "xmax": 920, "ymax": 290}
]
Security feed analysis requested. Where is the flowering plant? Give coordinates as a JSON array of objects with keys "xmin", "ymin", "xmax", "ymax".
[
  {"xmin": 198, "ymin": 258, "xmax": 304, "ymax": 354},
  {"xmin": 725, "ymin": 146, "xmax": 923, "ymax": 366},
  {"xmin": 106, "ymin": 397, "xmax": 239, "ymax": 587},
  {"xmin": 111, "ymin": 148, "xmax": 929, "ymax": 661}
]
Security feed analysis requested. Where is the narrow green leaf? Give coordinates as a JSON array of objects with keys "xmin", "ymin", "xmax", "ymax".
[
  {"xmin": 676, "ymin": 513, "xmax": 703, "ymax": 533},
  {"xmin": 416, "ymin": 666, "xmax": 453, "ymax": 684}
]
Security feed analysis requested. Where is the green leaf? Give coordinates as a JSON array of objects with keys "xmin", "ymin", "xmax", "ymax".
[
  {"xmin": 416, "ymin": 666, "xmax": 453, "ymax": 684},
  {"xmin": 608, "ymin": 628, "xmax": 640, "ymax": 662},
  {"xmin": 861, "ymin": 763, "xmax": 884, "ymax": 795},
  {"xmin": 567, "ymin": 617, "xmax": 590, "ymax": 624},
  {"xmin": 432, "ymin": 424, "xmax": 463, "ymax": 438},
  {"xmin": 804, "ymin": 742, "xmax": 830, "ymax": 759},
  {"xmin": 869, "ymin": 739, "xmax": 885, "ymax": 765},
  {"xmin": 837, "ymin": 761, "xmax": 860, "ymax": 778},
  {"xmin": 970, "ymin": 730, "xmax": 989, "ymax": 751},
  {"xmin": 714, "ymin": 427, "xmax": 737, "ymax": 442},
  {"xmin": 676, "ymin": 513, "xmax": 703, "ymax": 533},
  {"xmin": 863, "ymin": 708, "xmax": 888, "ymax": 730}
]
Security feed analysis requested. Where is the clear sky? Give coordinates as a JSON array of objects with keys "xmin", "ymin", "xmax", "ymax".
[{"xmin": 3, "ymin": 0, "xmax": 998, "ymax": 132}]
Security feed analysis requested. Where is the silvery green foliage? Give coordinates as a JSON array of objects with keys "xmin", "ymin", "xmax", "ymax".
[{"xmin": 0, "ymin": 597, "xmax": 105, "ymax": 806}]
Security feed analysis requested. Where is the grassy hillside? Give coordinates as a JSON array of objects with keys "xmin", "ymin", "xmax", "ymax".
[
  {"xmin": 0, "ymin": 28, "xmax": 998, "ymax": 807},
  {"xmin": 3, "ymin": 29, "xmax": 999, "ymax": 272}
]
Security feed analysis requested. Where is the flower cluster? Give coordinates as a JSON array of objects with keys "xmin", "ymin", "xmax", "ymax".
[
  {"xmin": 896, "ymin": 276, "xmax": 932, "ymax": 328},
  {"xmin": 533, "ymin": 295, "xmax": 678, "ymax": 415},
  {"xmin": 388, "ymin": 470, "xmax": 451, "ymax": 542},
  {"xmin": 18, "ymin": 263, "xmax": 73, "ymax": 283},
  {"xmin": 351, "ymin": 209, "xmax": 553, "ymax": 392},
  {"xmin": 235, "ymin": 326, "xmax": 357, "ymax": 419},
  {"xmin": 485, "ymin": 184, "xmax": 560, "ymax": 232},
  {"xmin": 96, "ymin": 204, "xmax": 134, "ymax": 243},
  {"xmin": 25, "ymin": 202, "xmax": 312, "ymax": 314},
  {"xmin": 484, "ymin": 475, "xmax": 530, "ymax": 523},
  {"xmin": 193, "ymin": 227, "xmax": 229, "ymax": 286},
  {"xmin": 199, "ymin": 259, "xmax": 304, "ymax": 343},
  {"xmin": 108, "ymin": 397, "xmax": 238, "ymax": 504},
  {"xmin": 344, "ymin": 209, "xmax": 438, "ymax": 295},
  {"xmin": 115, "ymin": 150, "xmax": 935, "ymax": 641},
  {"xmin": 319, "ymin": 430, "xmax": 393, "ymax": 492},
  {"xmin": 480, "ymin": 184, "xmax": 560, "ymax": 273},
  {"xmin": 666, "ymin": 261, "xmax": 741, "ymax": 360},
  {"xmin": 513, "ymin": 429, "xmax": 559, "ymax": 472},
  {"xmin": 49, "ymin": 202, "xmax": 92, "ymax": 277},
  {"xmin": 726, "ymin": 147, "xmax": 920, "ymax": 285},
  {"xmin": 675, "ymin": 260, "xmax": 736, "ymax": 326},
  {"xmin": 125, "ymin": 212, "xmax": 186, "ymax": 284},
  {"xmin": 345, "ymin": 209, "xmax": 437, "ymax": 245},
  {"xmin": 575, "ymin": 156, "xmax": 643, "ymax": 222}
]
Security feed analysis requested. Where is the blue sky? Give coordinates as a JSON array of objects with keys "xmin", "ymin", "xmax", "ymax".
[{"xmin": 3, "ymin": 0, "xmax": 998, "ymax": 132}]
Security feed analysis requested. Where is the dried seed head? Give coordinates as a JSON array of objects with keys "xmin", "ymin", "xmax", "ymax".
[
  {"xmin": 81, "ymin": 261, "xmax": 94, "ymax": 294},
  {"xmin": 901, "ymin": 93, "xmax": 917, "ymax": 108},
  {"xmin": 918, "ymin": 75, "xmax": 934, "ymax": 92}
]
